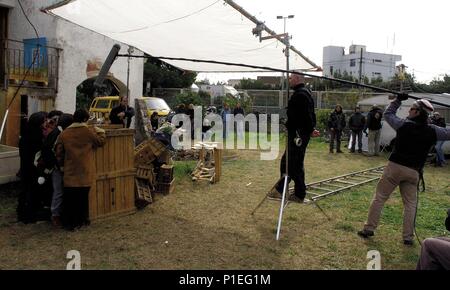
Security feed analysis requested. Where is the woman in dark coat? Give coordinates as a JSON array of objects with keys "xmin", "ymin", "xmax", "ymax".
[{"xmin": 17, "ymin": 111, "xmax": 47, "ymax": 223}]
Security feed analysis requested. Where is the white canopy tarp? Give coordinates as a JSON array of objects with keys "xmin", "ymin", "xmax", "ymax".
[{"xmin": 46, "ymin": 0, "xmax": 319, "ymax": 72}]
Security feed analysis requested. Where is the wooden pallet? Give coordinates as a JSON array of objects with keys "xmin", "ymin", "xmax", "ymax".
[{"xmin": 191, "ymin": 142, "xmax": 222, "ymax": 184}]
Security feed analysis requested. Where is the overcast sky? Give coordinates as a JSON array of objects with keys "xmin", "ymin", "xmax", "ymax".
[{"xmin": 198, "ymin": 0, "xmax": 449, "ymax": 84}]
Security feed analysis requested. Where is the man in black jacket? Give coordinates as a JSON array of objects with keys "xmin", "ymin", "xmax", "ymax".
[
  {"xmin": 327, "ymin": 104, "xmax": 346, "ymax": 153},
  {"xmin": 349, "ymin": 106, "xmax": 366, "ymax": 153},
  {"xmin": 269, "ymin": 74, "xmax": 320, "ymax": 203},
  {"xmin": 110, "ymin": 96, "xmax": 135, "ymax": 128}
]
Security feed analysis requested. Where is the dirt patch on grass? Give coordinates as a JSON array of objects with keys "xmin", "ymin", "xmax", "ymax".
[{"xmin": 0, "ymin": 141, "xmax": 449, "ymax": 269}]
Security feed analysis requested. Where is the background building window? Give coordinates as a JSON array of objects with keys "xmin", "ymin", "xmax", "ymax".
[{"xmin": 350, "ymin": 59, "xmax": 356, "ymax": 67}]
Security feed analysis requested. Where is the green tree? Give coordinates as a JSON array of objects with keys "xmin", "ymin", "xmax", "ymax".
[
  {"xmin": 235, "ymin": 78, "xmax": 278, "ymax": 90},
  {"xmin": 143, "ymin": 56, "xmax": 197, "ymax": 93},
  {"xmin": 175, "ymin": 91, "xmax": 211, "ymax": 108}
]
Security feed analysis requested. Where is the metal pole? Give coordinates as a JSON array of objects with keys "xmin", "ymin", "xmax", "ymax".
[
  {"xmin": 0, "ymin": 109, "xmax": 9, "ymax": 143},
  {"xmin": 276, "ymin": 35, "xmax": 290, "ymax": 241},
  {"xmin": 276, "ymin": 175, "xmax": 289, "ymax": 240},
  {"xmin": 126, "ymin": 52, "xmax": 131, "ymax": 99}
]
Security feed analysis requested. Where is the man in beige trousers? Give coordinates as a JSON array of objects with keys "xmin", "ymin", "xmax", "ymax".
[{"xmin": 358, "ymin": 95, "xmax": 450, "ymax": 245}]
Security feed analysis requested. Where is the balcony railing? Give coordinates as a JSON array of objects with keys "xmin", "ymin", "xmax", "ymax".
[{"xmin": 1, "ymin": 39, "xmax": 61, "ymax": 91}]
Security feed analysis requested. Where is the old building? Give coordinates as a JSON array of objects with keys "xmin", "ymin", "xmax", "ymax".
[{"xmin": 0, "ymin": 0, "xmax": 144, "ymax": 147}]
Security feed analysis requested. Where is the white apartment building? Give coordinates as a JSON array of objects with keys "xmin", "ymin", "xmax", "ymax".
[{"xmin": 323, "ymin": 45, "xmax": 401, "ymax": 82}]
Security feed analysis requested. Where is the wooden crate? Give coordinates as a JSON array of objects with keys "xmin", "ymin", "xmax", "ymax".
[
  {"xmin": 89, "ymin": 128, "xmax": 137, "ymax": 221},
  {"xmin": 159, "ymin": 164, "xmax": 174, "ymax": 183},
  {"xmin": 136, "ymin": 165, "xmax": 156, "ymax": 186},
  {"xmin": 97, "ymin": 124, "xmax": 124, "ymax": 130},
  {"xmin": 134, "ymin": 138, "xmax": 166, "ymax": 166},
  {"xmin": 155, "ymin": 179, "xmax": 175, "ymax": 195},
  {"xmin": 135, "ymin": 177, "xmax": 152, "ymax": 209}
]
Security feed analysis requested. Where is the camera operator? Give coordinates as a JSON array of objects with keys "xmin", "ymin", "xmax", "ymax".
[
  {"xmin": 110, "ymin": 96, "xmax": 135, "ymax": 128},
  {"xmin": 416, "ymin": 209, "xmax": 450, "ymax": 270},
  {"xmin": 268, "ymin": 74, "xmax": 320, "ymax": 203},
  {"xmin": 358, "ymin": 95, "xmax": 450, "ymax": 245}
]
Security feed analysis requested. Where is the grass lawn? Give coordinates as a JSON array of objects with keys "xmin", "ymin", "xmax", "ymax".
[{"xmin": 0, "ymin": 138, "xmax": 449, "ymax": 270}]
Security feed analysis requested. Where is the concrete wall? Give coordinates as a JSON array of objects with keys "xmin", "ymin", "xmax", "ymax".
[
  {"xmin": 7, "ymin": 0, "xmax": 59, "ymax": 46},
  {"xmin": 55, "ymin": 19, "xmax": 144, "ymax": 113},
  {"xmin": 5, "ymin": 0, "xmax": 144, "ymax": 114}
]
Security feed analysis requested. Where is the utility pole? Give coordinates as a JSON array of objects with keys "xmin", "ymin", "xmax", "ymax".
[{"xmin": 359, "ymin": 47, "xmax": 363, "ymax": 84}]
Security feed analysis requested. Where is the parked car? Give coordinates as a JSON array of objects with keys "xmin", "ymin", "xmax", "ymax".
[
  {"xmin": 89, "ymin": 96, "xmax": 120, "ymax": 121},
  {"xmin": 137, "ymin": 97, "xmax": 172, "ymax": 118},
  {"xmin": 89, "ymin": 96, "xmax": 172, "ymax": 122}
]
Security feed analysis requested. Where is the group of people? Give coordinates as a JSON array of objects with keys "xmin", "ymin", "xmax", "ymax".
[
  {"xmin": 220, "ymin": 102, "xmax": 245, "ymax": 139},
  {"xmin": 17, "ymin": 108, "xmax": 106, "ymax": 231},
  {"xmin": 327, "ymin": 104, "xmax": 383, "ymax": 156},
  {"xmin": 171, "ymin": 101, "xmax": 246, "ymax": 140},
  {"xmin": 269, "ymin": 73, "xmax": 450, "ymax": 269}
]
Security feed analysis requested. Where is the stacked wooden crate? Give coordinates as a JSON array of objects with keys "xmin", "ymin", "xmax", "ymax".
[{"xmin": 155, "ymin": 164, "xmax": 175, "ymax": 195}]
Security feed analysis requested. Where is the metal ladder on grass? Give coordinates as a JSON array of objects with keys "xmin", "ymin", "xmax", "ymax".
[
  {"xmin": 252, "ymin": 166, "xmax": 385, "ymax": 215},
  {"xmin": 301, "ymin": 166, "xmax": 385, "ymax": 203}
]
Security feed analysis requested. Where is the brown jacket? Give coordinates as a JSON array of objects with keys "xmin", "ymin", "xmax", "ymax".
[{"xmin": 55, "ymin": 123, "xmax": 106, "ymax": 187}]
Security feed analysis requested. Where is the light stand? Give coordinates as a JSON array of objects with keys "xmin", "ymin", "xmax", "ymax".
[
  {"xmin": 275, "ymin": 34, "xmax": 291, "ymax": 241},
  {"xmin": 249, "ymin": 20, "xmax": 293, "ymax": 240},
  {"xmin": 250, "ymin": 20, "xmax": 330, "ymax": 240}
]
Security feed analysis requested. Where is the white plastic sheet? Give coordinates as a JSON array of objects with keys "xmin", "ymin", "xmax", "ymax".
[{"xmin": 46, "ymin": 0, "xmax": 319, "ymax": 72}]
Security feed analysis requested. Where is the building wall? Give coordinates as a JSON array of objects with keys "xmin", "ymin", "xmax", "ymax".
[
  {"xmin": 55, "ymin": 19, "xmax": 144, "ymax": 113},
  {"xmin": 5, "ymin": 0, "xmax": 143, "ymax": 113},
  {"xmin": 323, "ymin": 45, "xmax": 401, "ymax": 81},
  {"xmin": 1, "ymin": 0, "xmax": 144, "ymax": 146}
]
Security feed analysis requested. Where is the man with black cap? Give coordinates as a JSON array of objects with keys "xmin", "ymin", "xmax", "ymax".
[{"xmin": 358, "ymin": 95, "xmax": 450, "ymax": 245}]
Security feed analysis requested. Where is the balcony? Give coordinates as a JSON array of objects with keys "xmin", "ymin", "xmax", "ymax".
[{"xmin": 1, "ymin": 38, "xmax": 60, "ymax": 91}]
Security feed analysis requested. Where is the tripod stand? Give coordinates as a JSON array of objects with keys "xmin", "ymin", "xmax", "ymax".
[
  {"xmin": 251, "ymin": 148, "xmax": 332, "ymax": 241},
  {"xmin": 250, "ymin": 27, "xmax": 329, "ymax": 240}
]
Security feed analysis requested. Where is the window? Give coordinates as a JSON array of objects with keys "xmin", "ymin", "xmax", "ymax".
[
  {"xmin": 373, "ymin": 59, "xmax": 382, "ymax": 63},
  {"xmin": 330, "ymin": 66, "xmax": 334, "ymax": 75},
  {"xmin": 372, "ymin": 72, "xmax": 381, "ymax": 76},
  {"xmin": 350, "ymin": 59, "xmax": 356, "ymax": 67},
  {"xmin": 95, "ymin": 100, "xmax": 110, "ymax": 109}
]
